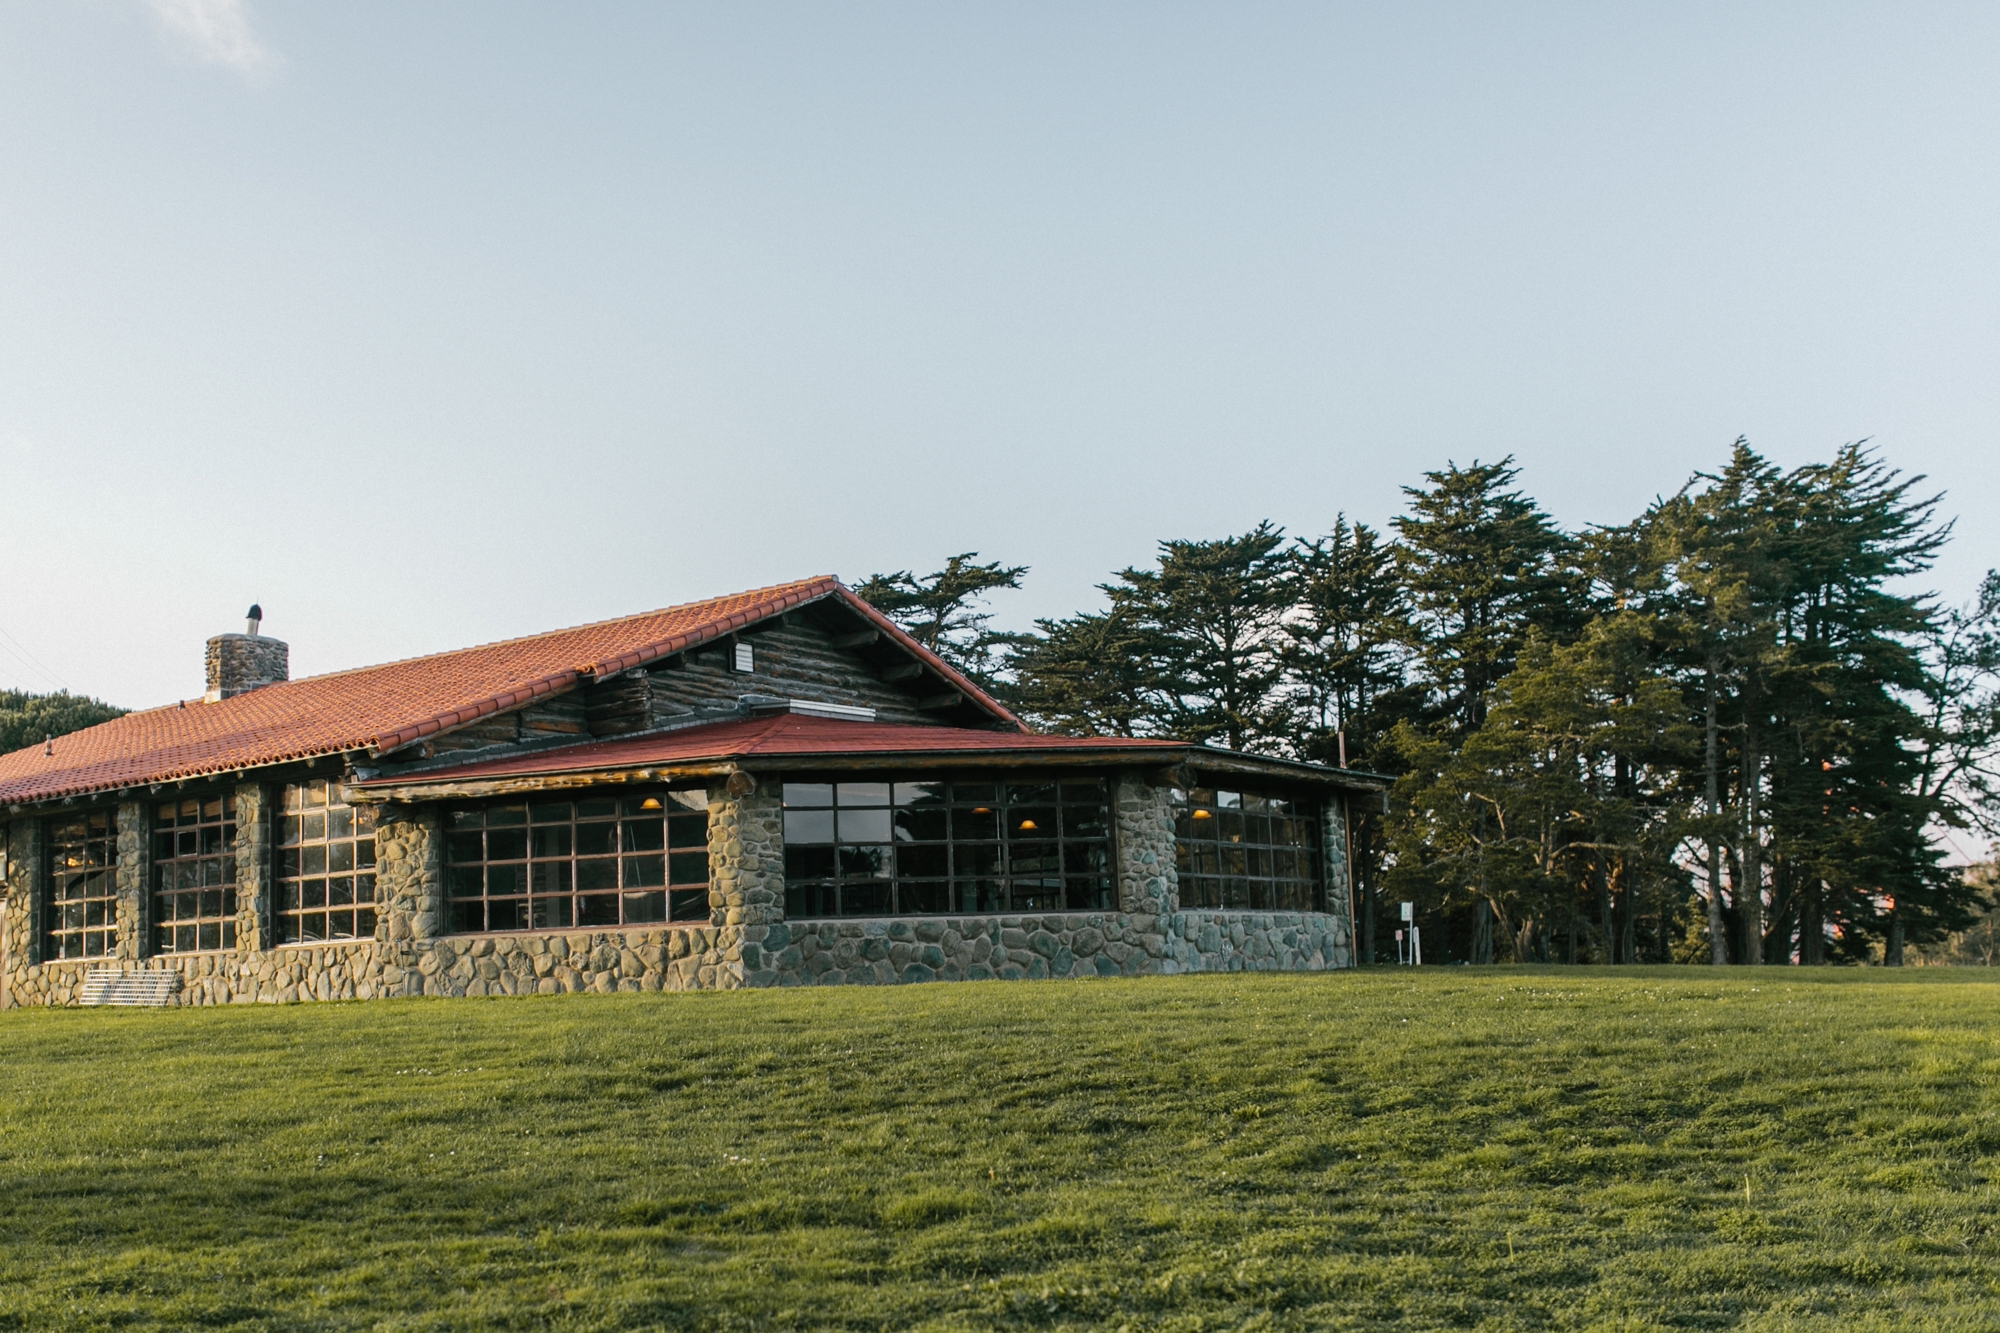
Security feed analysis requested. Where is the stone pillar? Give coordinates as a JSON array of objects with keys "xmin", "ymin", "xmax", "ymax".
[
  {"xmin": 233, "ymin": 783, "xmax": 272, "ymax": 952},
  {"xmin": 1321, "ymin": 793, "xmax": 1354, "ymax": 966},
  {"xmin": 705, "ymin": 780, "xmax": 784, "ymax": 928},
  {"xmin": 377, "ymin": 807, "xmax": 443, "ymax": 943},
  {"xmin": 2, "ymin": 820, "xmax": 40, "ymax": 1001},
  {"xmin": 114, "ymin": 801, "xmax": 150, "ymax": 963},
  {"xmin": 1114, "ymin": 776, "xmax": 1177, "ymax": 917}
]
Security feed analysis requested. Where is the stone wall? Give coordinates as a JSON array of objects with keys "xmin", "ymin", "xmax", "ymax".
[{"xmin": 0, "ymin": 773, "xmax": 1355, "ymax": 1006}]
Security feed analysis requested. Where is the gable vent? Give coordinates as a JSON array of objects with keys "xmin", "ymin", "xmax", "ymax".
[{"xmin": 732, "ymin": 642, "xmax": 755, "ymax": 674}]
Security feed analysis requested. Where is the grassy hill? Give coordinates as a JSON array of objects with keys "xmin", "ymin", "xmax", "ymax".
[{"xmin": 2, "ymin": 968, "xmax": 1997, "ymax": 1330}]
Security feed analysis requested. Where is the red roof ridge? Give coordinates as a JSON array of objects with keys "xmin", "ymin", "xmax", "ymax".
[
  {"xmin": 280, "ymin": 575, "xmax": 842, "ymax": 689},
  {"xmin": 0, "ymin": 574, "xmax": 1032, "ymax": 807}
]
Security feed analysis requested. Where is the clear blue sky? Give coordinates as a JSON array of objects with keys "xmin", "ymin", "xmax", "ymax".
[{"xmin": 3, "ymin": 2, "xmax": 1997, "ymax": 708}]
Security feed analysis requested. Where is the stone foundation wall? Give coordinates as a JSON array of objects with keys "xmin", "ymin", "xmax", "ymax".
[{"xmin": 0, "ymin": 776, "xmax": 1356, "ymax": 1006}]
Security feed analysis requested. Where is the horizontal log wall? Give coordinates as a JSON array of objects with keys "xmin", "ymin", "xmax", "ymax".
[{"xmin": 643, "ymin": 622, "xmax": 946, "ymax": 727}]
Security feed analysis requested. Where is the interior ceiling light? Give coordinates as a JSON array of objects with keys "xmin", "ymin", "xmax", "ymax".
[
  {"xmin": 1192, "ymin": 809, "xmax": 1212, "ymax": 819},
  {"xmin": 972, "ymin": 807, "xmax": 992, "ymax": 814},
  {"xmin": 640, "ymin": 797, "xmax": 662, "ymax": 810},
  {"xmin": 1018, "ymin": 819, "xmax": 1038, "ymax": 831}
]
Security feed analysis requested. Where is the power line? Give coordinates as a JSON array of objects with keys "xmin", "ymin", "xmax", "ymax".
[{"xmin": 0, "ymin": 622, "xmax": 67, "ymax": 693}]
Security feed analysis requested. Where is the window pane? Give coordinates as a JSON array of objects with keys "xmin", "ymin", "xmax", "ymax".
[
  {"xmin": 667, "ymin": 851, "xmax": 709, "ymax": 885},
  {"xmin": 620, "ymin": 820, "xmax": 664, "ymax": 853},
  {"xmin": 786, "ymin": 845, "xmax": 836, "ymax": 880},
  {"xmin": 1063, "ymin": 804, "xmax": 1109, "ymax": 838},
  {"xmin": 576, "ymin": 858, "xmax": 618, "ymax": 892},
  {"xmin": 896, "ymin": 844, "xmax": 949, "ymax": 879},
  {"xmin": 893, "ymin": 781, "xmax": 945, "ymax": 807},
  {"xmin": 667, "ymin": 814, "xmax": 707, "ymax": 849},
  {"xmin": 836, "ymin": 807, "xmax": 892, "ymax": 843},
  {"xmin": 784, "ymin": 809, "xmax": 835, "ymax": 843},
  {"xmin": 669, "ymin": 888, "xmax": 710, "ymax": 922},
  {"xmin": 898, "ymin": 881, "xmax": 950, "ymax": 914},
  {"xmin": 785, "ymin": 882, "xmax": 835, "ymax": 919},
  {"xmin": 839, "ymin": 881, "xmax": 890, "ymax": 916},
  {"xmin": 623, "ymin": 891, "xmax": 667, "ymax": 924},
  {"xmin": 837, "ymin": 782, "xmax": 891, "ymax": 807},
  {"xmin": 531, "ymin": 825, "xmax": 573, "ymax": 859},
  {"xmin": 783, "ymin": 783, "xmax": 834, "ymax": 808},
  {"xmin": 574, "ymin": 823, "xmax": 616, "ymax": 857},
  {"xmin": 528, "ymin": 856, "xmax": 576, "ymax": 888},
  {"xmin": 838, "ymin": 845, "xmax": 891, "ymax": 879},
  {"xmin": 622, "ymin": 854, "xmax": 665, "ymax": 888},
  {"xmin": 951, "ymin": 806, "xmax": 999, "ymax": 841},
  {"xmin": 894, "ymin": 807, "xmax": 949, "ymax": 842}
]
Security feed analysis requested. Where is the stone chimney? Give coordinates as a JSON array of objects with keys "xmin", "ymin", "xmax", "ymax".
[{"xmin": 205, "ymin": 605, "xmax": 288, "ymax": 701}]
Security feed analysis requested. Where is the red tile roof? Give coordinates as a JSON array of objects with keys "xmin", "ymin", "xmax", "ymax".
[
  {"xmin": 0, "ymin": 578, "xmax": 1022, "ymax": 808},
  {"xmin": 361, "ymin": 713, "xmax": 1188, "ymax": 790}
]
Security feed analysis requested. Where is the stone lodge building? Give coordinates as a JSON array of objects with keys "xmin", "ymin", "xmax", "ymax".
[{"xmin": 0, "ymin": 578, "xmax": 1380, "ymax": 1005}]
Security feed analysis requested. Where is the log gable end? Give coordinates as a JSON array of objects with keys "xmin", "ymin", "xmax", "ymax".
[{"xmin": 421, "ymin": 601, "xmax": 999, "ymax": 762}]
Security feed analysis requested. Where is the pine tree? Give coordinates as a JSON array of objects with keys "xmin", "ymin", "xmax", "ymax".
[
  {"xmin": 1100, "ymin": 523, "xmax": 1293, "ymax": 752},
  {"xmin": 853, "ymin": 553, "xmax": 1027, "ymax": 691},
  {"xmin": 1393, "ymin": 458, "xmax": 1579, "ymax": 735}
]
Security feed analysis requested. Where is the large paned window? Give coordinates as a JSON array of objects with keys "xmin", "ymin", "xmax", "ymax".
[
  {"xmin": 1174, "ymin": 787, "xmax": 1323, "ymax": 911},
  {"xmin": 782, "ymin": 776, "xmax": 1113, "ymax": 919},
  {"xmin": 445, "ymin": 792, "xmax": 710, "ymax": 933},
  {"xmin": 277, "ymin": 781, "xmax": 378, "ymax": 943},
  {"xmin": 151, "ymin": 795, "xmax": 237, "ymax": 953},
  {"xmin": 47, "ymin": 811, "xmax": 117, "ymax": 959}
]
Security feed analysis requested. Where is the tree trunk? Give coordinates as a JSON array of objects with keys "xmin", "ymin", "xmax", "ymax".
[
  {"xmin": 1885, "ymin": 912, "xmax": 1905, "ymax": 967},
  {"xmin": 1705, "ymin": 670, "xmax": 1730, "ymax": 965},
  {"xmin": 1361, "ymin": 882, "xmax": 1377, "ymax": 965},
  {"xmin": 1802, "ymin": 877, "xmax": 1824, "ymax": 965},
  {"xmin": 1595, "ymin": 853, "xmax": 1614, "ymax": 964},
  {"xmin": 1741, "ymin": 712, "xmax": 1763, "ymax": 965},
  {"xmin": 1618, "ymin": 861, "xmax": 1638, "ymax": 965},
  {"xmin": 1472, "ymin": 898, "xmax": 1493, "ymax": 965}
]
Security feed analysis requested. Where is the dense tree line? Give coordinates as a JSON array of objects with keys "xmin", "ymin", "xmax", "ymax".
[
  {"xmin": 0, "ymin": 689, "xmax": 125, "ymax": 756},
  {"xmin": 865, "ymin": 442, "xmax": 2000, "ymax": 965}
]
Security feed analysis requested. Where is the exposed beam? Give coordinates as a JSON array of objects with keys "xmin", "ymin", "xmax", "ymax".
[
  {"xmin": 915, "ymin": 692, "xmax": 963, "ymax": 711},
  {"xmin": 830, "ymin": 630, "xmax": 880, "ymax": 650},
  {"xmin": 879, "ymin": 663, "xmax": 923, "ymax": 682}
]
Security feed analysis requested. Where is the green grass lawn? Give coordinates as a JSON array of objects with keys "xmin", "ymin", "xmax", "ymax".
[{"xmin": 3, "ymin": 968, "xmax": 1998, "ymax": 1331}]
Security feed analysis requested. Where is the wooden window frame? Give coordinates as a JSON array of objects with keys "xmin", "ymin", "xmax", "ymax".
[
  {"xmin": 1173, "ymin": 786, "xmax": 1324, "ymax": 912},
  {"xmin": 780, "ymin": 773, "xmax": 1115, "ymax": 920},
  {"xmin": 276, "ymin": 780, "xmax": 379, "ymax": 944},
  {"xmin": 444, "ymin": 791, "xmax": 711, "ymax": 934},
  {"xmin": 45, "ymin": 810, "xmax": 117, "ymax": 960},
  {"xmin": 150, "ymin": 794, "xmax": 239, "ymax": 953}
]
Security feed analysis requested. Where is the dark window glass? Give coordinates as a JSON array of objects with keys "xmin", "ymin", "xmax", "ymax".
[
  {"xmin": 150, "ymin": 794, "xmax": 239, "ymax": 954},
  {"xmin": 1172, "ymin": 786, "xmax": 1322, "ymax": 913},
  {"xmin": 781, "ymin": 775, "xmax": 1112, "ymax": 918},
  {"xmin": 47, "ymin": 811, "xmax": 118, "ymax": 960},
  {"xmin": 277, "ymin": 781, "xmax": 378, "ymax": 945},
  {"xmin": 442, "ymin": 789, "xmax": 709, "ymax": 933}
]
